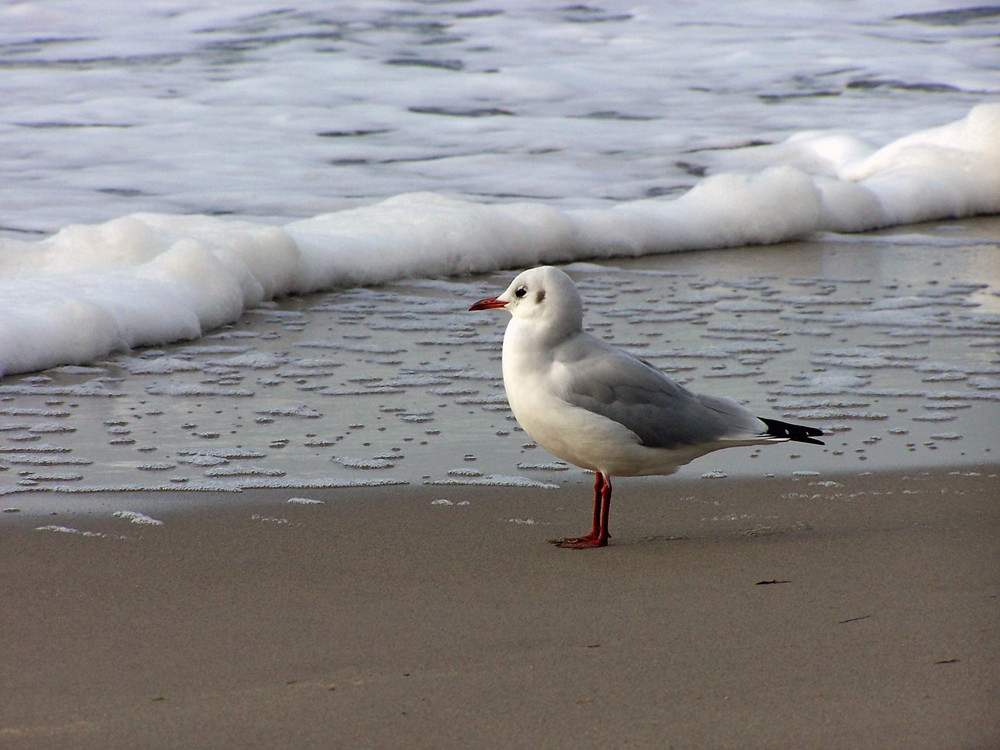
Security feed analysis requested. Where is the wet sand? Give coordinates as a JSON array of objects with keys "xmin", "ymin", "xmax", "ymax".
[
  {"xmin": 3, "ymin": 467, "xmax": 998, "ymax": 748},
  {"xmin": 2, "ymin": 217, "xmax": 999, "ymax": 747}
]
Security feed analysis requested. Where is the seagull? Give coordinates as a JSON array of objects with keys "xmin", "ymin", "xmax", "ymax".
[{"xmin": 469, "ymin": 265, "xmax": 824, "ymax": 549}]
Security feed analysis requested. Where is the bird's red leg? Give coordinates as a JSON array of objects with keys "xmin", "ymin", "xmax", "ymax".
[
  {"xmin": 587, "ymin": 471, "xmax": 603, "ymax": 538},
  {"xmin": 597, "ymin": 474, "xmax": 611, "ymax": 545},
  {"xmin": 550, "ymin": 472, "xmax": 611, "ymax": 549}
]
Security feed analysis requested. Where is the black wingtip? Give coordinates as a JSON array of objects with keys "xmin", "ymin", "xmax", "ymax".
[{"xmin": 759, "ymin": 417, "xmax": 825, "ymax": 446}]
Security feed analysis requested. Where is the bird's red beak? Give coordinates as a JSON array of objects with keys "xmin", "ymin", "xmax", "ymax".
[{"xmin": 469, "ymin": 297, "xmax": 508, "ymax": 311}]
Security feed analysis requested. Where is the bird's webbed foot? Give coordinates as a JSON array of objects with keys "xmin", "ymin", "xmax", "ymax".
[{"xmin": 548, "ymin": 533, "xmax": 608, "ymax": 549}]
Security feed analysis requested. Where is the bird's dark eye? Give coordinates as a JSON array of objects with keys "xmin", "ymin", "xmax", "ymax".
[{"xmin": 515, "ymin": 286, "xmax": 527, "ymax": 298}]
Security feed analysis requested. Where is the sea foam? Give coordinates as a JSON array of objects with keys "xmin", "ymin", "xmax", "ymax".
[{"xmin": 2, "ymin": 105, "xmax": 998, "ymax": 378}]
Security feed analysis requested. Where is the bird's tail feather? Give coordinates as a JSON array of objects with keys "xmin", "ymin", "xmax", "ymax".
[{"xmin": 759, "ymin": 417, "xmax": 825, "ymax": 446}]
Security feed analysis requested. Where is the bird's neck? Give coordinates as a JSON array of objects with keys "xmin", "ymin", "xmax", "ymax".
[{"xmin": 505, "ymin": 318, "xmax": 558, "ymax": 355}]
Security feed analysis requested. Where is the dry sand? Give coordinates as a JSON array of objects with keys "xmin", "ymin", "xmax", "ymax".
[{"xmin": 3, "ymin": 467, "xmax": 998, "ymax": 749}]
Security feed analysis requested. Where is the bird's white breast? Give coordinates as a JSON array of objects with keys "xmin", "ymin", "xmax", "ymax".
[{"xmin": 501, "ymin": 321, "xmax": 704, "ymax": 476}]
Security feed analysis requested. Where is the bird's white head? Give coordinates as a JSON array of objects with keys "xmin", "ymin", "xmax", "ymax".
[{"xmin": 469, "ymin": 266, "xmax": 584, "ymax": 337}]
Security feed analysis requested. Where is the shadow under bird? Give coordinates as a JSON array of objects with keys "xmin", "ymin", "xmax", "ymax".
[{"xmin": 470, "ymin": 265, "xmax": 824, "ymax": 549}]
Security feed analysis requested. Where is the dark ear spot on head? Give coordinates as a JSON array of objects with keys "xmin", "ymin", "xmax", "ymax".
[{"xmin": 535, "ymin": 289, "xmax": 546, "ymax": 304}]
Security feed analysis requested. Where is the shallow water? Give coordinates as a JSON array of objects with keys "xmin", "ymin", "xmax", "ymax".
[
  {"xmin": 3, "ymin": 217, "xmax": 997, "ymax": 510},
  {"xmin": 3, "ymin": 2, "xmax": 999, "ymax": 379}
]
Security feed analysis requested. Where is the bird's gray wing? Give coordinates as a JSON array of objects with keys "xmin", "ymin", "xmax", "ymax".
[{"xmin": 550, "ymin": 333, "xmax": 763, "ymax": 449}]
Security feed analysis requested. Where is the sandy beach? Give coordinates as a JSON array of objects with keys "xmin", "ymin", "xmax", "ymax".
[{"xmin": 3, "ymin": 467, "xmax": 998, "ymax": 749}]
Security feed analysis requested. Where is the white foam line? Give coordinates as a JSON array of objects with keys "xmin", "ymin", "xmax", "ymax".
[{"xmin": 2, "ymin": 105, "xmax": 998, "ymax": 378}]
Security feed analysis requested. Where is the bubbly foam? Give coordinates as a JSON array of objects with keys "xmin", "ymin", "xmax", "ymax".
[{"xmin": 2, "ymin": 105, "xmax": 999, "ymax": 378}]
